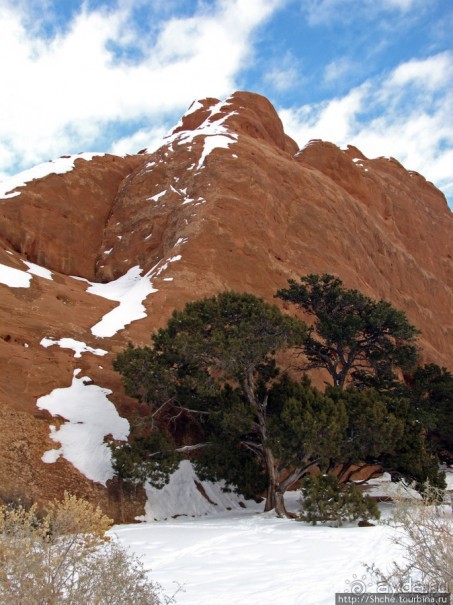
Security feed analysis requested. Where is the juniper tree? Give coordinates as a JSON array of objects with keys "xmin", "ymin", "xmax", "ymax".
[
  {"xmin": 299, "ymin": 473, "xmax": 380, "ymax": 526},
  {"xmin": 113, "ymin": 290, "xmax": 433, "ymax": 515},
  {"xmin": 277, "ymin": 274, "xmax": 419, "ymax": 389},
  {"xmin": 325, "ymin": 386, "xmax": 445, "ymax": 490},
  {"xmin": 406, "ymin": 364, "xmax": 453, "ymax": 461},
  {"xmin": 114, "ymin": 292, "xmax": 311, "ymax": 516}
]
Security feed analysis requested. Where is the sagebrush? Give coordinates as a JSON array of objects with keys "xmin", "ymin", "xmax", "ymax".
[
  {"xmin": 0, "ymin": 492, "xmax": 166, "ymax": 605},
  {"xmin": 368, "ymin": 487, "xmax": 452, "ymax": 592}
]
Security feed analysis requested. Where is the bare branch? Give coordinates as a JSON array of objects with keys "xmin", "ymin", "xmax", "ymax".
[{"xmin": 175, "ymin": 443, "xmax": 212, "ymax": 453}]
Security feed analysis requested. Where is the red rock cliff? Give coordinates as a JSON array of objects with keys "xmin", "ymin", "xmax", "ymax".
[{"xmin": 0, "ymin": 91, "xmax": 451, "ymax": 518}]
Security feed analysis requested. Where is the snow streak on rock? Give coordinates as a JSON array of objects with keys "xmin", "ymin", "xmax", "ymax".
[
  {"xmin": 161, "ymin": 98, "xmax": 238, "ymax": 171},
  {"xmin": 0, "ymin": 256, "xmax": 54, "ymax": 287},
  {"xmin": 40, "ymin": 337, "xmax": 108, "ymax": 358},
  {"xmin": 84, "ymin": 256, "xmax": 183, "ymax": 338},
  {"xmin": 86, "ymin": 265, "xmax": 159, "ymax": 338}
]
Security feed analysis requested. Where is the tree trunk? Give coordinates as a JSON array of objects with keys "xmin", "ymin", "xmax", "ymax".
[
  {"xmin": 264, "ymin": 484, "xmax": 276, "ymax": 511},
  {"xmin": 274, "ymin": 491, "xmax": 288, "ymax": 518},
  {"xmin": 262, "ymin": 447, "xmax": 291, "ymax": 517},
  {"xmin": 241, "ymin": 373, "xmax": 292, "ymax": 518},
  {"xmin": 263, "ymin": 447, "xmax": 278, "ymax": 512},
  {"xmin": 119, "ymin": 477, "xmax": 125, "ymax": 523},
  {"xmin": 264, "ymin": 483, "xmax": 289, "ymax": 517}
]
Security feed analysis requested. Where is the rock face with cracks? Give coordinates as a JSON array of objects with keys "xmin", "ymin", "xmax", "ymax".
[{"xmin": 0, "ymin": 91, "xmax": 451, "ymax": 520}]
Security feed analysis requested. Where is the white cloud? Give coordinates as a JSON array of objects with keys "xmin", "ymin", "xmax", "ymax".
[
  {"xmin": 280, "ymin": 52, "xmax": 453, "ymax": 204},
  {"xmin": 0, "ymin": 0, "xmax": 282, "ymax": 174},
  {"xmin": 384, "ymin": 0, "xmax": 416, "ymax": 9},
  {"xmin": 264, "ymin": 52, "xmax": 300, "ymax": 92},
  {"xmin": 280, "ymin": 85, "xmax": 367, "ymax": 142},
  {"xmin": 301, "ymin": 0, "xmax": 421, "ymax": 26},
  {"xmin": 386, "ymin": 52, "xmax": 453, "ymax": 90},
  {"xmin": 110, "ymin": 124, "xmax": 169, "ymax": 156},
  {"xmin": 323, "ymin": 57, "xmax": 357, "ymax": 85}
]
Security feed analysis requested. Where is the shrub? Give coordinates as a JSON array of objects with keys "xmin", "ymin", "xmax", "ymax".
[
  {"xmin": 299, "ymin": 473, "xmax": 380, "ymax": 526},
  {"xmin": 0, "ymin": 492, "xmax": 165, "ymax": 605},
  {"xmin": 368, "ymin": 487, "xmax": 452, "ymax": 592}
]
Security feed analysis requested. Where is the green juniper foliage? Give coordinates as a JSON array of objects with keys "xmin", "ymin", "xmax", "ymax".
[
  {"xmin": 277, "ymin": 274, "xmax": 419, "ymax": 388},
  {"xmin": 406, "ymin": 364, "xmax": 453, "ymax": 462},
  {"xmin": 380, "ymin": 420, "xmax": 446, "ymax": 491},
  {"xmin": 299, "ymin": 473, "xmax": 380, "ymax": 526},
  {"xmin": 110, "ymin": 431, "xmax": 180, "ymax": 488},
  {"xmin": 326, "ymin": 386, "xmax": 445, "ymax": 490},
  {"xmin": 265, "ymin": 375, "xmax": 347, "ymax": 474},
  {"xmin": 193, "ymin": 373, "xmax": 351, "ymax": 516},
  {"xmin": 325, "ymin": 387, "xmax": 404, "ymax": 474}
]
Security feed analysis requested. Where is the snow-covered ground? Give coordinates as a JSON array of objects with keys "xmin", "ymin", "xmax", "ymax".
[
  {"xmin": 112, "ymin": 498, "xmax": 400, "ymax": 605},
  {"xmin": 361, "ymin": 472, "xmax": 422, "ymax": 500},
  {"xmin": 442, "ymin": 465, "xmax": 453, "ymax": 491},
  {"xmin": 110, "ymin": 462, "xmax": 413, "ymax": 605}
]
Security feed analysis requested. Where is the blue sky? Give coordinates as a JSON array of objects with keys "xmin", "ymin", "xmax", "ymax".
[{"xmin": 0, "ymin": 0, "xmax": 452, "ymax": 206}]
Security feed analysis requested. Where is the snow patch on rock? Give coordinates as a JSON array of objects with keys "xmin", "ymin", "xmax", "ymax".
[
  {"xmin": 142, "ymin": 460, "xmax": 262, "ymax": 521},
  {"xmin": 37, "ymin": 370, "xmax": 129, "ymax": 485},
  {"xmin": 362, "ymin": 472, "xmax": 422, "ymax": 500},
  {"xmin": 22, "ymin": 261, "xmax": 53, "ymax": 280},
  {"xmin": 0, "ymin": 153, "xmax": 104, "ymax": 199},
  {"xmin": 148, "ymin": 190, "xmax": 167, "ymax": 202},
  {"xmin": 0, "ymin": 263, "xmax": 32, "ymax": 288},
  {"xmin": 84, "ymin": 255, "xmax": 181, "ymax": 338}
]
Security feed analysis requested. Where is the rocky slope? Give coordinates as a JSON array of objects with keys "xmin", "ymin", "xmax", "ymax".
[{"xmin": 0, "ymin": 92, "xmax": 451, "ymax": 519}]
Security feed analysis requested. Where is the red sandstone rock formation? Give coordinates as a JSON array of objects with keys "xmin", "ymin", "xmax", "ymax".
[{"xmin": 0, "ymin": 91, "xmax": 451, "ymax": 518}]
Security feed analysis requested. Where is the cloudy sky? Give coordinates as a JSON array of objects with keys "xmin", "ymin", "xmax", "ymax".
[{"xmin": 1, "ymin": 0, "xmax": 452, "ymax": 206}]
